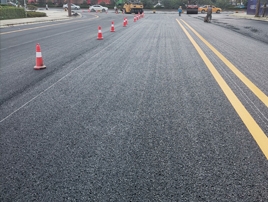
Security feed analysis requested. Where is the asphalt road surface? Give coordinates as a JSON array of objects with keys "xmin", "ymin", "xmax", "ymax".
[
  {"xmin": 195, "ymin": 12, "xmax": 268, "ymax": 44},
  {"xmin": 1, "ymin": 11, "xmax": 268, "ymax": 201}
]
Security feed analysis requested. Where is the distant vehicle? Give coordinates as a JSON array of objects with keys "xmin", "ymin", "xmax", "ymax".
[
  {"xmin": 198, "ymin": 5, "xmax": 222, "ymax": 13},
  {"xmin": 114, "ymin": 0, "xmax": 143, "ymax": 14},
  {"xmin": 186, "ymin": 0, "xmax": 198, "ymax": 14},
  {"xmin": 89, "ymin": 5, "xmax": 108, "ymax": 12},
  {"xmin": 63, "ymin": 3, "xmax": 80, "ymax": 10},
  {"xmin": 7, "ymin": 1, "xmax": 18, "ymax": 7}
]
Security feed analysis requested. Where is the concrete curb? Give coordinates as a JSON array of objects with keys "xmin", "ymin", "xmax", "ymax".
[{"xmin": 0, "ymin": 18, "xmax": 70, "ymax": 28}]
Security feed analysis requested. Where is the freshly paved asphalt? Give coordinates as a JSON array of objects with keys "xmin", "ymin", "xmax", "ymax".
[{"xmin": 1, "ymin": 10, "xmax": 268, "ymax": 201}]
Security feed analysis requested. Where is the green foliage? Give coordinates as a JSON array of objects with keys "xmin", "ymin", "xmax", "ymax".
[
  {"xmin": 100, "ymin": 2, "xmax": 107, "ymax": 6},
  {"xmin": 90, "ymin": 0, "xmax": 98, "ymax": 5},
  {"xmin": 27, "ymin": 4, "xmax": 38, "ymax": 11},
  {"xmin": 142, "ymin": 0, "xmax": 154, "ymax": 8},
  {"xmin": 47, "ymin": 2, "xmax": 56, "ymax": 7},
  {"xmin": 26, "ymin": 11, "xmax": 47, "ymax": 17},
  {"xmin": 36, "ymin": 0, "xmax": 46, "ymax": 7},
  {"xmin": 162, "ymin": 0, "xmax": 179, "ymax": 9},
  {"xmin": 198, "ymin": 0, "xmax": 213, "ymax": 6},
  {"xmin": 0, "ymin": 7, "xmax": 25, "ymax": 19},
  {"xmin": 80, "ymin": 3, "xmax": 89, "ymax": 8},
  {"xmin": 215, "ymin": 0, "xmax": 230, "ymax": 9},
  {"xmin": 145, "ymin": 1, "xmax": 154, "ymax": 8},
  {"xmin": 0, "ymin": 6, "xmax": 46, "ymax": 19}
]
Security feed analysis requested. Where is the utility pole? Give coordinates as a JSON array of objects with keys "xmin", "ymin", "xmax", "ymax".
[
  {"xmin": 255, "ymin": 0, "xmax": 261, "ymax": 17},
  {"xmin": 24, "ymin": 0, "xmax": 27, "ymax": 17},
  {"xmin": 68, "ymin": 0, "xmax": 71, "ymax": 17}
]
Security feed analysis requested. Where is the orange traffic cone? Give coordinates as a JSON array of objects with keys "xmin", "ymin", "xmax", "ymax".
[
  {"xmin": 134, "ymin": 16, "xmax": 136, "ymax": 22},
  {"xmin": 123, "ymin": 18, "xmax": 127, "ymax": 27},
  {"xmin": 34, "ymin": 43, "xmax": 46, "ymax": 70},
  {"xmin": 110, "ymin": 21, "xmax": 115, "ymax": 32},
  {"xmin": 97, "ymin": 26, "xmax": 103, "ymax": 40}
]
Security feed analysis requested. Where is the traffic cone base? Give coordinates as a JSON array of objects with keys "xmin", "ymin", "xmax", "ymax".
[{"xmin": 34, "ymin": 64, "xmax": 46, "ymax": 70}]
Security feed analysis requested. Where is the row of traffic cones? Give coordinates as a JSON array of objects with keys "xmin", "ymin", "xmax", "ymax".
[
  {"xmin": 97, "ymin": 14, "xmax": 145, "ymax": 40},
  {"xmin": 34, "ymin": 13, "xmax": 145, "ymax": 69},
  {"xmin": 97, "ymin": 17, "xmax": 128, "ymax": 40},
  {"xmin": 135, "ymin": 12, "xmax": 145, "ymax": 21}
]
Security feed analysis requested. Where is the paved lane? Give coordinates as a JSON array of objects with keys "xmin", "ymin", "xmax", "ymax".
[{"xmin": 1, "ymin": 13, "xmax": 268, "ymax": 201}]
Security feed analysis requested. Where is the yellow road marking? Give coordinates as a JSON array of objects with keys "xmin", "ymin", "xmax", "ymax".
[
  {"xmin": 0, "ymin": 14, "xmax": 99, "ymax": 35},
  {"xmin": 181, "ymin": 19, "xmax": 268, "ymax": 108},
  {"xmin": 176, "ymin": 19, "xmax": 268, "ymax": 160}
]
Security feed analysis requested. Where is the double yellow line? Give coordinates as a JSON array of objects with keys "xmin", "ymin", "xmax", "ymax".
[{"xmin": 176, "ymin": 19, "xmax": 268, "ymax": 160}]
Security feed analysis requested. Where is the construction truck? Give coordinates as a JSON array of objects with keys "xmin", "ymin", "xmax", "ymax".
[
  {"xmin": 186, "ymin": 0, "xmax": 198, "ymax": 14},
  {"xmin": 115, "ymin": 0, "xmax": 144, "ymax": 14}
]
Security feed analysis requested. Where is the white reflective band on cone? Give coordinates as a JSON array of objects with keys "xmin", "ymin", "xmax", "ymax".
[{"xmin": 36, "ymin": 52, "xmax": 42, "ymax": 57}]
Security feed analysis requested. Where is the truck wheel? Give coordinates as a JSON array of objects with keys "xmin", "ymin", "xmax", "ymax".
[{"xmin": 201, "ymin": 10, "xmax": 205, "ymax": 14}]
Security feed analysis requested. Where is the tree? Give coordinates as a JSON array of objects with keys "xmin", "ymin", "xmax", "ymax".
[
  {"xmin": 255, "ymin": 0, "xmax": 260, "ymax": 16},
  {"xmin": 38, "ymin": 0, "xmax": 46, "ymax": 6},
  {"xmin": 90, "ymin": 0, "xmax": 98, "ymax": 4},
  {"xmin": 162, "ymin": 0, "xmax": 182, "ymax": 9},
  {"xmin": 142, "ymin": 0, "xmax": 154, "ymax": 9},
  {"xmin": 262, "ymin": 2, "xmax": 267, "ymax": 17},
  {"xmin": 215, "ymin": 0, "xmax": 230, "ymax": 9}
]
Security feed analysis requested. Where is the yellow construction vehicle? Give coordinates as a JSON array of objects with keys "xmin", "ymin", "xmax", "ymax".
[{"xmin": 115, "ymin": 0, "xmax": 144, "ymax": 14}]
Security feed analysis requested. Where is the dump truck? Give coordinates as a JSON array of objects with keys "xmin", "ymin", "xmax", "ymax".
[
  {"xmin": 186, "ymin": 0, "xmax": 198, "ymax": 14},
  {"xmin": 115, "ymin": 0, "xmax": 144, "ymax": 14}
]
